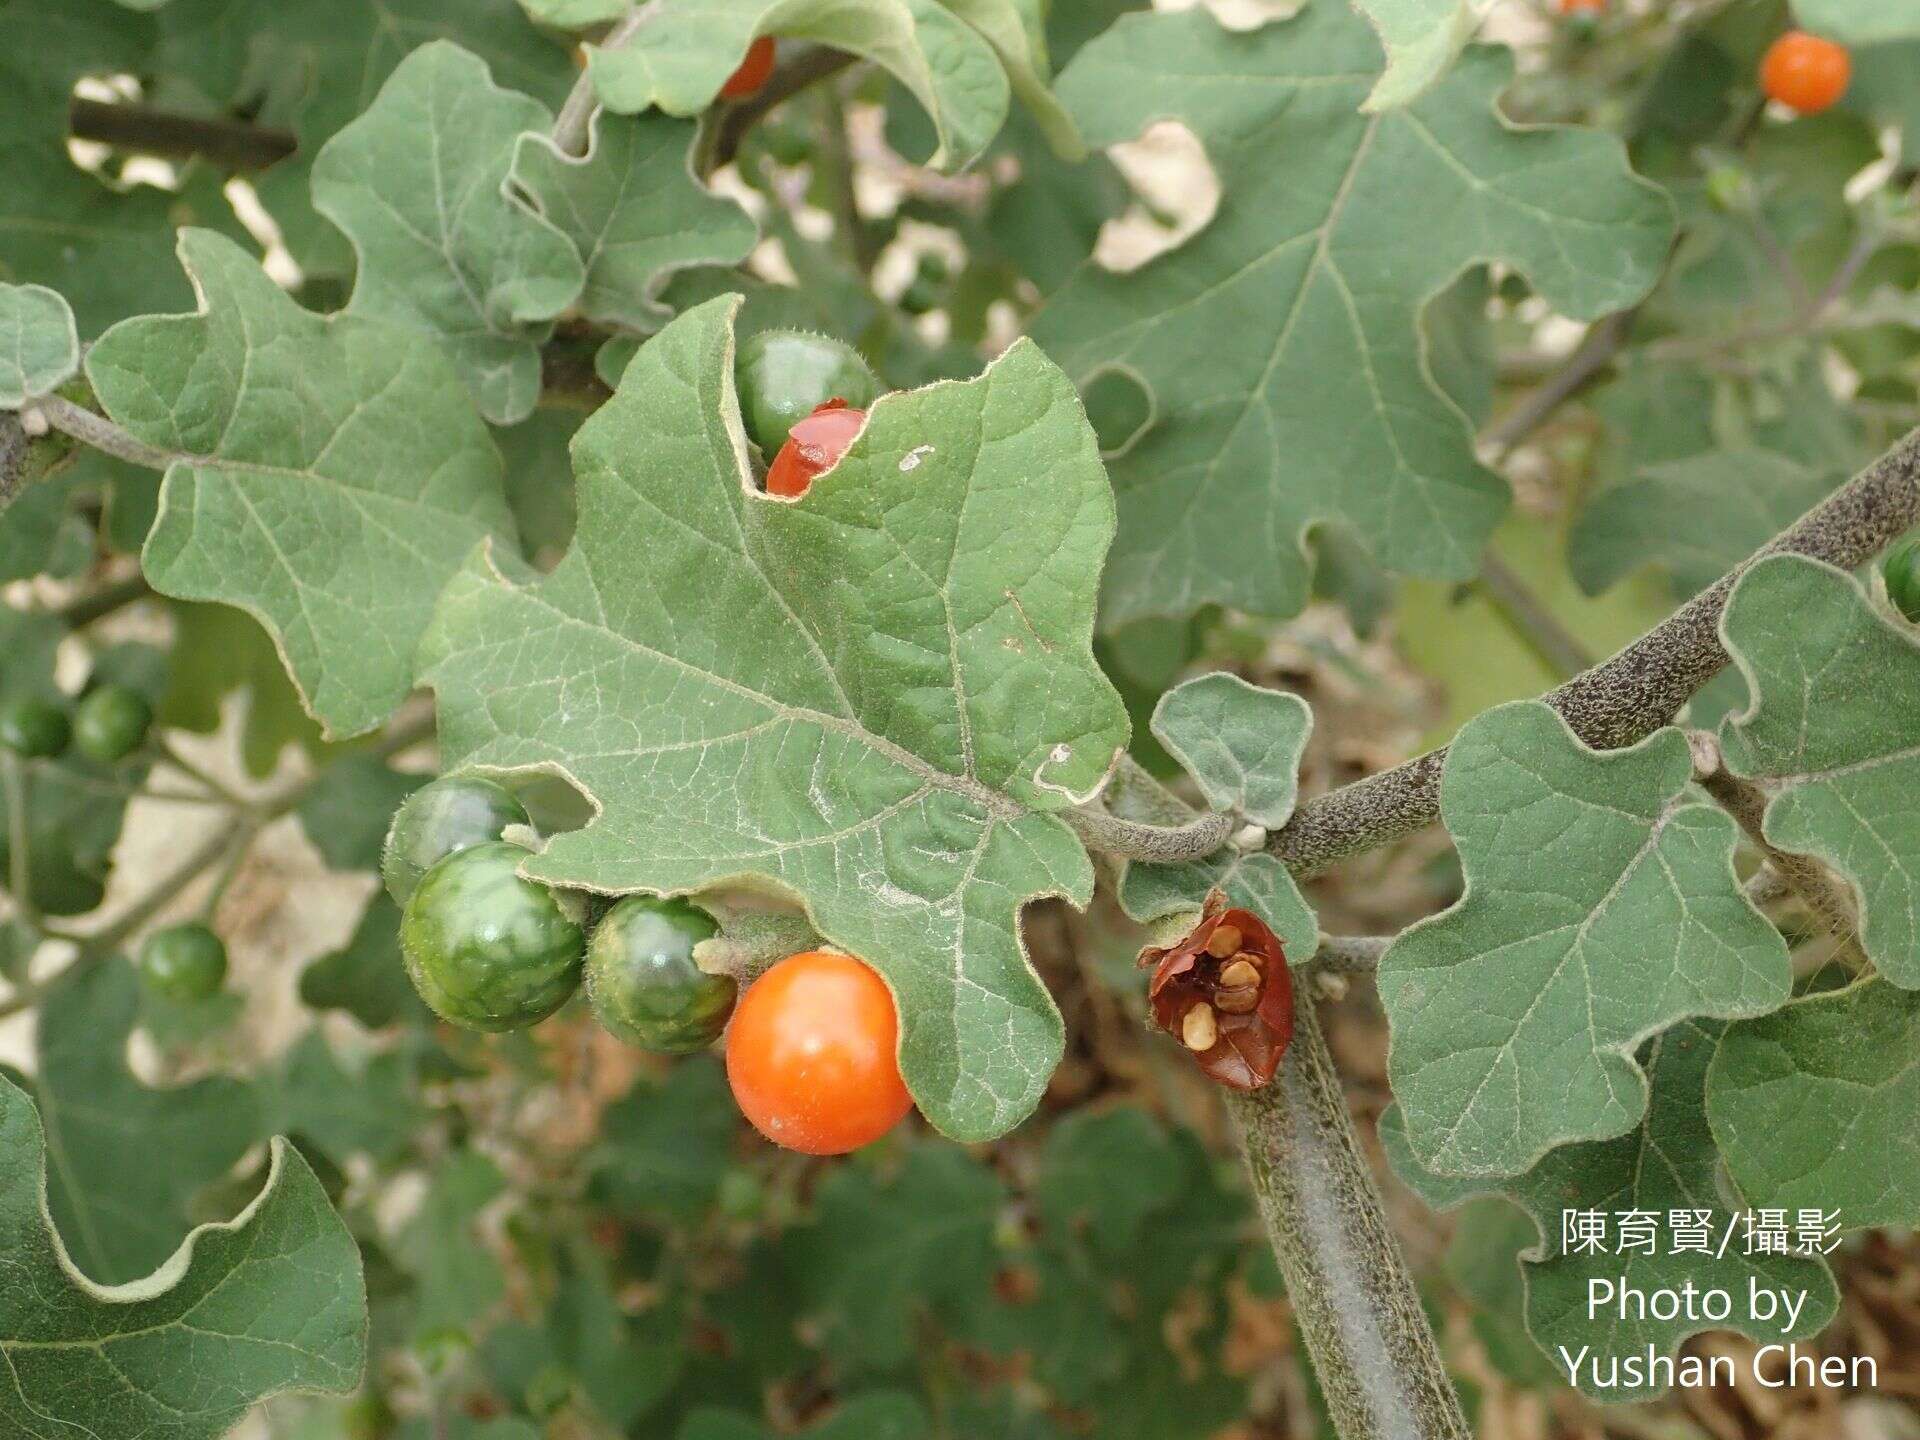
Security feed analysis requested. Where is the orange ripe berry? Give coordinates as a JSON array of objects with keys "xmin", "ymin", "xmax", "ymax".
[
  {"xmin": 1760, "ymin": 31, "xmax": 1851, "ymax": 116},
  {"xmin": 725, "ymin": 950, "xmax": 913, "ymax": 1155},
  {"xmin": 720, "ymin": 36, "xmax": 776, "ymax": 100},
  {"xmin": 765, "ymin": 400, "xmax": 865, "ymax": 498},
  {"xmin": 1559, "ymin": 0, "xmax": 1606, "ymax": 14}
]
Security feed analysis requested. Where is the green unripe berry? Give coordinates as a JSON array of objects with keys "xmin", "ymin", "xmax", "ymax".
[
  {"xmin": 1884, "ymin": 538, "xmax": 1920, "ymax": 624},
  {"xmin": 139, "ymin": 922, "xmax": 228, "ymax": 1002},
  {"xmin": 400, "ymin": 842, "xmax": 585, "ymax": 1032},
  {"xmin": 584, "ymin": 895, "xmax": 734, "ymax": 1053},
  {"xmin": 734, "ymin": 329, "xmax": 880, "ymax": 457},
  {"xmin": 0, "ymin": 697, "xmax": 71, "ymax": 759},
  {"xmin": 381, "ymin": 776, "xmax": 531, "ymax": 906},
  {"xmin": 72, "ymin": 684, "xmax": 153, "ymax": 764}
]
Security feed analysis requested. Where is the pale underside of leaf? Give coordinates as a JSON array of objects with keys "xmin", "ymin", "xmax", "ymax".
[
  {"xmin": 1035, "ymin": 2, "xmax": 1672, "ymax": 627},
  {"xmin": 1380, "ymin": 701, "xmax": 1791, "ymax": 1178},
  {"xmin": 1719, "ymin": 556, "xmax": 1920, "ymax": 988},
  {"xmin": 420, "ymin": 297, "xmax": 1129, "ymax": 1140}
]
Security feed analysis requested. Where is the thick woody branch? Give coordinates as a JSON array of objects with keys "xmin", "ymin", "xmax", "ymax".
[{"xmin": 1269, "ymin": 426, "xmax": 1920, "ymax": 878}]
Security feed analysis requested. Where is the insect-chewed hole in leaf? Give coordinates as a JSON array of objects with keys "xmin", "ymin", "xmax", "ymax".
[
  {"xmin": 508, "ymin": 771, "xmax": 596, "ymax": 838},
  {"xmin": 1093, "ymin": 120, "xmax": 1219, "ymax": 274},
  {"xmin": 1139, "ymin": 888, "xmax": 1294, "ymax": 1090},
  {"xmin": 1082, "ymin": 367, "xmax": 1154, "ymax": 458}
]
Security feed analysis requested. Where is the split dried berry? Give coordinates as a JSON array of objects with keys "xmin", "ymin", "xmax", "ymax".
[
  {"xmin": 765, "ymin": 399, "xmax": 866, "ymax": 498},
  {"xmin": 1139, "ymin": 889, "xmax": 1294, "ymax": 1090},
  {"xmin": 1760, "ymin": 31, "xmax": 1850, "ymax": 116},
  {"xmin": 720, "ymin": 36, "xmax": 776, "ymax": 100}
]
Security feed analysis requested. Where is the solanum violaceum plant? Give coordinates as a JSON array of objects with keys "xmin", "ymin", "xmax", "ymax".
[{"xmin": 3, "ymin": 2, "xmax": 1920, "ymax": 1438}]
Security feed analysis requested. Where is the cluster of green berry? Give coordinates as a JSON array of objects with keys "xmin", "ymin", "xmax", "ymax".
[{"xmin": 0, "ymin": 682, "xmax": 151, "ymax": 766}]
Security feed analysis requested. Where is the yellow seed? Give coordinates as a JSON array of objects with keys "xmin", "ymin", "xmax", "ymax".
[
  {"xmin": 1205, "ymin": 924, "xmax": 1243, "ymax": 959},
  {"xmin": 1215, "ymin": 986, "xmax": 1260, "ymax": 1014},
  {"xmin": 1181, "ymin": 1003, "xmax": 1219, "ymax": 1051},
  {"xmin": 1218, "ymin": 958, "xmax": 1261, "ymax": 990}
]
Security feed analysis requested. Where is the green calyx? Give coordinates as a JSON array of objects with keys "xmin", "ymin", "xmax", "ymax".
[
  {"xmin": 1884, "ymin": 538, "xmax": 1920, "ymax": 624},
  {"xmin": 139, "ymin": 922, "xmax": 228, "ymax": 1002},
  {"xmin": 382, "ymin": 775, "xmax": 531, "ymax": 905},
  {"xmin": 0, "ymin": 696, "xmax": 71, "ymax": 759},
  {"xmin": 584, "ymin": 894, "xmax": 734, "ymax": 1053},
  {"xmin": 733, "ymin": 328, "xmax": 881, "ymax": 457},
  {"xmin": 400, "ymin": 841, "xmax": 585, "ymax": 1032},
  {"xmin": 72, "ymin": 685, "xmax": 153, "ymax": 765}
]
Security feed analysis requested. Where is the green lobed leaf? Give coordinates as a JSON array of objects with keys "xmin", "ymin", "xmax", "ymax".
[
  {"xmin": 1719, "ymin": 555, "xmax": 1920, "ymax": 987},
  {"xmin": 1569, "ymin": 449, "xmax": 1846, "ymax": 600},
  {"xmin": 1149, "ymin": 671, "xmax": 1310, "ymax": 828},
  {"xmin": 512, "ymin": 110, "xmax": 757, "ymax": 336},
  {"xmin": 312, "ymin": 41, "xmax": 586, "ymax": 425},
  {"xmin": 1384, "ymin": 1020, "xmax": 1838, "ymax": 1402},
  {"xmin": 87, "ymin": 229, "xmax": 518, "ymax": 739},
  {"xmin": 1380, "ymin": 700, "xmax": 1791, "ymax": 1177},
  {"xmin": 31, "ymin": 960, "xmax": 264, "ymax": 1284},
  {"xmin": 1707, "ymin": 978, "xmax": 1920, "ymax": 1230},
  {"xmin": 1117, "ymin": 672, "xmax": 1318, "ymax": 949},
  {"xmin": 0, "ymin": 283, "xmax": 80, "ymax": 406},
  {"xmin": 1033, "ymin": 2, "xmax": 1673, "ymax": 628},
  {"xmin": 421, "ymin": 297, "xmax": 1129, "ymax": 1141},
  {"xmin": 1792, "ymin": 0, "xmax": 1920, "ymax": 44},
  {"xmin": 0, "ymin": 1072, "xmax": 366, "ymax": 1440},
  {"xmin": 1033, "ymin": 1108, "xmax": 1184, "ymax": 1258},
  {"xmin": 585, "ymin": 0, "xmax": 1011, "ymax": 172},
  {"xmin": 1352, "ymin": 0, "xmax": 1482, "ymax": 111}
]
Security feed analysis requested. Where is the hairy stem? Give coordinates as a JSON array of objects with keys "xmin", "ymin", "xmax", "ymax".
[
  {"xmin": 34, "ymin": 394, "xmax": 178, "ymax": 471},
  {"xmin": 1692, "ymin": 733, "xmax": 1862, "ymax": 950},
  {"xmin": 1, "ymin": 410, "xmax": 79, "ymax": 513},
  {"xmin": 1064, "ymin": 802, "xmax": 1235, "ymax": 864},
  {"xmin": 1228, "ymin": 986, "xmax": 1470, "ymax": 1440},
  {"xmin": 1269, "ymin": 426, "xmax": 1920, "ymax": 877},
  {"xmin": 551, "ymin": 8, "xmax": 652, "ymax": 157},
  {"xmin": 1311, "ymin": 934, "xmax": 1390, "ymax": 975}
]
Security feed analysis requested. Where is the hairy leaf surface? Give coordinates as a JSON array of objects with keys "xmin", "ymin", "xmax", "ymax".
[
  {"xmin": 0, "ymin": 1071, "xmax": 364, "ymax": 1438},
  {"xmin": 1720, "ymin": 556, "xmax": 1920, "ymax": 987},
  {"xmin": 422, "ymin": 298, "xmax": 1127, "ymax": 1139},
  {"xmin": 1384, "ymin": 1020, "xmax": 1837, "ymax": 1401},
  {"xmin": 86, "ymin": 230, "xmax": 517, "ymax": 738},
  {"xmin": 0, "ymin": 284, "xmax": 79, "ymax": 406},
  {"xmin": 313, "ymin": 42, "xmax": 585, "ymax": 425},
  {"xmin": 1035, "ymin": 2, "xmax": 1672, "ymax": 626},
  {"xmin": 1380, "ymin": 700, "xmax": 1791, "ymax": 1177}
]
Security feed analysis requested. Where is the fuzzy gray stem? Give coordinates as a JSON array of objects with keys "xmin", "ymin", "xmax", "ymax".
[
  {"xmin": 551, "ymin": 8, "xmax": 651, "ymax": 157},
  {"xmin": 1064, "ymin": 801, "xmax": 1234, "ymax": 863},
  {"xmin": 1693, "ymin": 734, "xmax": 1862, "ymax": 947},
  {"xmin": 1311, "ymin": 934, "xmax": 1390, "ymax": 975},
  {"xmin": 1269, "ymin": 426, "xmax": 1920, "ymax": 878},
  {"xmin": 1228, "ymin": 990, "xmax": 1471, "ymax": 1440},
  {"xmin": 34, "ymin": 394, "xmax": 178, "ymax": 471}
]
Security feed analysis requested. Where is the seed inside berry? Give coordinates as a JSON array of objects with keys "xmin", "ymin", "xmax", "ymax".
[
  {"xmin": 1215, "ymin": 986, "xmax": 1259, "ymax": 1014},
  {"xmin": 1218, "ymin": 957, "xmax": 1261, "ymax": 989},
  {"xmin": 1205, "ymin": 924, "xmax": 1242, "ymax": 959},
  {"xmin": 1181, "ymin": 1003, "xmax": 1219, "ymax": 1051}
]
